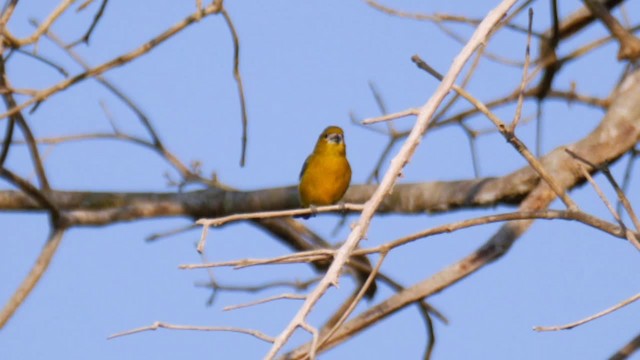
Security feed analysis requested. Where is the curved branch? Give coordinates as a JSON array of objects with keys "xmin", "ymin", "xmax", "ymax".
[{"xmin": 0, "ymin": 228, "xmax": 64, "ymax": 329}]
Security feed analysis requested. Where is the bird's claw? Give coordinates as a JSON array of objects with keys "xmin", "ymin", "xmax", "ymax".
[
  {"xmin": 309, "ymin": 205, "xmax": 318, "ymax": 217},
  {"xmin": 338, "ymin": 202, "xmax": 347, "ymax": 215}
]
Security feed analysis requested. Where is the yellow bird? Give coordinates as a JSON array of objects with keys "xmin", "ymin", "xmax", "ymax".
[
  {"xmin": 298, "ymin": 126, "xmax": 376, "ymax": 298},
  {"xmin": 299, "ymin": 126, "xmax": 352, "ymax": 212}
]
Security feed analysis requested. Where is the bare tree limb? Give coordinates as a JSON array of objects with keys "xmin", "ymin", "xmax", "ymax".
[
  {"xmin": 220, "ymin": 7, "xmax": 249, "ymax": 167},
  {"xmin": 108, "ymin": 321, "xmax": 275, "ymax": 343},
  {"xmin": 610, "ymin": 331, "xmax": 640, "ymax": 360},
  {"xmin": 0, "ymin": 228, "xmax": 64, "ymax": 329},
  {"xmin": 583, "ymin": 0, "xmax": 640, "ymax": 60},
  {"xmin": 534, "ymin": 291, "xmax": 640, "ymax": 331},
  {"xmin": 67, "ymin": 0, "xmax": 109, "ymax": 47}
]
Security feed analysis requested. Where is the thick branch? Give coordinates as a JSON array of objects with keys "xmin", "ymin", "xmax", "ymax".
[{"xmin": 583, "ymin": 0, "xmax": 640, "ymax": 60}]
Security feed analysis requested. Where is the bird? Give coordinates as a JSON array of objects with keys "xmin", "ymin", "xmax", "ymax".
[
  {"xmin": 297, "ymin": 126, "xmax": 377, "ymax": 299},
  {"xmin": 298, "ymin": 125, "xmax": 352, "ymax": 214}
]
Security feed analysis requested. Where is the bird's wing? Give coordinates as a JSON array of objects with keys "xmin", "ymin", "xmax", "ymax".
[{"xmin": 299, "ymin": 155, "xmax": 312, "ymax": 180}]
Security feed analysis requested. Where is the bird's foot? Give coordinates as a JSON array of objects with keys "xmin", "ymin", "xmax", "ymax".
[
  {"xmin": 309, "ymin": 205, "xmax": 318, "ymax": 217},
  {"xmin": 295, "ymin": 205, "xmax": 318, "ymax": 219},
  {"xmin": 338, "ymin": 201, "xmax": 347, "ymax": 215}
]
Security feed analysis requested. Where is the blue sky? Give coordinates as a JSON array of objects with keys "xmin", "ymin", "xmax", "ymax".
[{"xmin": 1, "ymin": 1, "xmax": 640, "ymax": 359}]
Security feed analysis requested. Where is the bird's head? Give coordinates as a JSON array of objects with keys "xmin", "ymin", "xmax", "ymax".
[{"xmin": 314, "ymin": 126, "xmax": 346, "ymax": 155}]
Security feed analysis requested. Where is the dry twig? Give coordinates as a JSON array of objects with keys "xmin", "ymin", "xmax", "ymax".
[{"xmin": 534, "ymin": 291, "xmax": 640, "ymax": 331}]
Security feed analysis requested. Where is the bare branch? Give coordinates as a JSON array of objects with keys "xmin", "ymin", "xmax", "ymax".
[
  {"xmin": 534, "ymin": 291, "xmax": 640, "ymax": 331},
  {"xmin": 220, "ymin": 7, "xmax": 249, "ymax": 167},
  {"xmin": 511, "ymin": 8, "xmax": 534, "ymax": 131},
  {"xmin": 180, "ymin": 249, "xmax": 335, "ymax": 270},
  {"xmin": 223, "ymin": 293, "xmax": 306, "ymax": 312},
  {"xmin": 0, "ymin": 168, "xmax": 58, "ymax": 216},
  {"xmin": 108, "ymin": 321, "xmax": 275, "ymax": 343},
  {"xmin": 67, "ymin": 0, "xmax": 109, "ymax": 46},
  {"xmin": 0, "ymin": 54, "xmax": 50, "ymax": 190},
  {"xmin": 198, "ymin": 203, "xmax": 364, "ymax": 227},
  {"xmin": 0, "ymin": 228, "xmax": 64, "ymax": 329},
  {"xmin": 196, "ymin": 204, "xmax": 364, "ymax": 253},
  {"xmin": 583, "ymin": 0, "xmax": 640, "ymax": 60},
  {"xmin": 2, "ymin": 0, "xmax": 75, "ymax": 47},
  {"xmin": 610, "ymin": 331, "xmax": 640, "ymax": 360},
  {"xmin": 362, "ymin": 108, "xmax": 418, "ymax": 125},
  {"xmin": 0, "ymin": 0, "xmax": 18, "ymax": 29}
]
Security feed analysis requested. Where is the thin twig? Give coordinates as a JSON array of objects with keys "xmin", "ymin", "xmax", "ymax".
[
  {"xmin": 366, "ymin": 0, "xmax": 531, "ymax": 66},
  {"xmin": 108, "ymin": 321, "xmax": 275, "ymax": 343},
  {"xmin": 300, "ymin": 322, "xmax": 319, "ymax": 360},
  {"xmin": 617, "ymin": 148, "xmax": 638, "ymax": 220},
  {"xmin": 196, "ymin": 277, "xmax": 319, "ymax": 296},
  {"xmin": 433, "ymin": 45, "xmax": 485, "ymax": 124},
  {"xmin": 420, "ymin": 296, "xmax": 436, "ymax": 360},
  {"xmin": 361, "ymin": 108, "xmax": 418, "ymax": 124},
  {"xmin": 223, "ymin": 293, "xmax": 306, "ymax": 311},
  {"xmin": 510, "ymin": 8, "xmax": 534, "ymax": 131},
  {"xmin": 0, "ymin": 117, "xmax": 14, "ymax": 167},
  {"xmin": 365, "ymin": 0, "xmax": 539, "ymax": 36},
  {"xmin": 196, "ymin": 203, "xmax": 365, "ymax": 253},
  {"xmin": 0, "ymin": 54, "xmax": 51, "ymax": 190},
  {"xmin": 198, "ymin": 203, "xmax": 364, "ymax": 227},
  {"xmin": 566, "ymin": 149, "xmax": 640, "ymax": 250},
  {"xmin": 11, "ymin": 49, "xmax": 69, "ymax": 76},
  {"xmin": 459, "ymin": 122, "xmax": 480, "ymax": 177},
  {"xmin": 534, "ymin": 291, "xmax": 640, "ymax": 331},
  {"xmin": 67, "ymin": 0, "xmax": 109, "ymax": 47},
  {"xmin": 220, "ymin": 7, "xmax": 249, "ymax": 167},
  {"xmin": 574, "ymin": 163, "xmax": 640, "ymax": 251},
  {"xmin": 372, "ymin": 210, "xmax": 632, "ymax": 253},
  {"xmin": 180, "ymin": 249, "xmax": 336, "ymax": 270},
  {"xmin": 146, "ymin": 224, "xmax": 198, "ymax": 242}
]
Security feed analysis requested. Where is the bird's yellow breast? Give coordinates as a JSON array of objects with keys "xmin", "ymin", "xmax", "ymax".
[{"xmin": 298, "ymin": 153, "xmax": 351, "ymax": 207}]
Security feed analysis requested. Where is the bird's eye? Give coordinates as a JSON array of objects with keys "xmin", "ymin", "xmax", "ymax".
[{"xmin": 324, "ymin": 133, "xmax": 343, "ymax": 144}]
